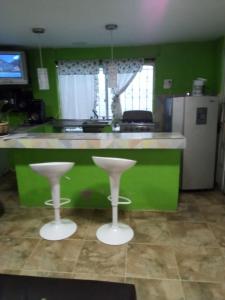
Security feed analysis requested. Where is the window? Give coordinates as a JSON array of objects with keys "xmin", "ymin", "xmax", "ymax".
[
  {"xmin": 58, "ymin": 62, "xmax": 154, "ymax": 120},
  {"xmin": 120, "ymin": 65, "xmax": 153, "ymax": 113},
  {"xmin": 97, "ymin": 64, "xmax": 154, "ymax": 119}
]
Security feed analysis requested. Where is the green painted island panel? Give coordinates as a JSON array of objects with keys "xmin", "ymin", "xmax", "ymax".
[{"xmin": 14, "ymin": 148, "xmax": 181, "ymax": 211}]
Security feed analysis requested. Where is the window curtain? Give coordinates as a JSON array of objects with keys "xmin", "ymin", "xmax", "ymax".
[
  {"xmin": 102, "ymin": 58, "xmax": 144, "ymax": 122},
  {"xmin": 57, "ymin": 60, "xmax": 99, "ymax": 119}
]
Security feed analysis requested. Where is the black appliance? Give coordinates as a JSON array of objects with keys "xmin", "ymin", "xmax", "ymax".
[
  {"xmin": 122, "ymin": 110, "xmax": 153, "ymax": 123},
  {"xmin": 0, "ymin": 88, "xmax": 33, "ymax": 112},
  {"xmin": 120, "ymin": 110, "xmax": 157, "ymax": 132},
  {"xmin": 28, "ymin": 100, "xmax": 45, "ymax": 124},
  {"xmin": 14, "ymin": 90, "xmax": 33, "ymax": 111}
]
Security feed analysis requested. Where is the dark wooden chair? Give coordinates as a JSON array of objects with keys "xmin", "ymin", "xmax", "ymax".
[{"xmin": 122, "ymin": 110, "xmax": 153, "ymax": 123}]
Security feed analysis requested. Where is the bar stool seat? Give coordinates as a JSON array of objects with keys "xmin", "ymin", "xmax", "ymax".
[
  {"xmin": 92, "ymin": 156, "xmax": 136, "ymax": 245},
  {"xmin": 30, "ymin": 162, "xmax": 77, "ymax": 241}
]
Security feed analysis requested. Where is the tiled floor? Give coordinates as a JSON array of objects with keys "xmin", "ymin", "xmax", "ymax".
[{"xmin": 0, "ymin": 172, "xmax": 225, "ymax": 299}]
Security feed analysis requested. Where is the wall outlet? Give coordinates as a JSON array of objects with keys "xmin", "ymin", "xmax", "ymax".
[{"xmin": 163, "ymin": 79, "xmax": 173, "ymax": 89}]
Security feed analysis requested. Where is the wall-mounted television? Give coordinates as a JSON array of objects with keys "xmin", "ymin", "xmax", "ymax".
[{"xmin": 0, "ymin": 51, "xmax": 28, "ymax": 85}]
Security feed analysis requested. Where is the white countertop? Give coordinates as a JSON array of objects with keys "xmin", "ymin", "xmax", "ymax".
[{"xmin": 0, "ymin": 132, "xmax": 186, "ymax": 149}]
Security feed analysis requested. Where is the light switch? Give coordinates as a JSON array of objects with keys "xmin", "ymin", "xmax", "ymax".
[{"xmin": 163, "ymin": 79, "xmax": 172, "ymax": 89}]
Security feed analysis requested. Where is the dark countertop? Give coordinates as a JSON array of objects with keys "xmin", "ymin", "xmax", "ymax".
[{"xmin": 52, "ymin": 119, "xmax": 111, "ymax": 128}]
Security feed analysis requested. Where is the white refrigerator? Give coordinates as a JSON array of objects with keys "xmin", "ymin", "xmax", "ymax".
[{"xmin": 162, "ymin": 96, "xmax": 219, "ymax": 190}]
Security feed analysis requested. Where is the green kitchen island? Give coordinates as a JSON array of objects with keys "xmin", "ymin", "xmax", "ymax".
[{"xmin": 0, "ymin": 131, "xmax": 185, "ymax": 211}]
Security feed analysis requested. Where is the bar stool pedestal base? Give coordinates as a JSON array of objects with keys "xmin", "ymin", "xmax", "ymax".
[
  {"xmin": 40, "ymin": 219, "xmax": 77, "ymax": 241},
  {"xmin": 96, "ymin": 223, "xmax": 134, "ymax": 245}
]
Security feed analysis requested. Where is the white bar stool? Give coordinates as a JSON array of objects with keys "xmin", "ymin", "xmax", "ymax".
[
  {"xmin": 92, "ymin": 156, "xmax": 136, "ymax": 245},
  {"xmin": 30, "ymin": 162, "xmax": 77, "ymax": 241}
]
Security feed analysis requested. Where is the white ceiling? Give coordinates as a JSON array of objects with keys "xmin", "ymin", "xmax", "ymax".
[{"xmin": 1, "ymin": 0, "xmax": 225, "ymax": 48}]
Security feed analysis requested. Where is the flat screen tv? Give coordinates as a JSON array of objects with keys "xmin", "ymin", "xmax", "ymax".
[{"xmin": 0, "ymin": 51, "xmax": 28, "ymax": 85}]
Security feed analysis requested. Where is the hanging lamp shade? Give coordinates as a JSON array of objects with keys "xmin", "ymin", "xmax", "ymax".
[
  {"xmin": 37, "ymin": 67, "xmax": 49, "ymax": 90},
  {"xmin": 32, "ymin": 27, "xmax": 49, "ymax": 90}
]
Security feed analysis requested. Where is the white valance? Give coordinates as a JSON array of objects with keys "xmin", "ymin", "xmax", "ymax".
[
  {"xmin": 58, "ymin": 60, "xmax": 100, "ymax": 75},
  {"xmin": 58, "ymin": 58, "xmax": 144, "ymax": 75},
  {"xmin": 102, "ymin": 58, "xmax": 144, "ymax": 74}
]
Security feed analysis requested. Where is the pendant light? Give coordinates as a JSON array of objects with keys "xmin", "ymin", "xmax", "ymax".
[
  {"xmin": 105, "ymin": 24, "xmax": 118, "ymax": 89},
  {"xmin": 32, "ymin": 27, "xmax": 49, "ymax": 90}
]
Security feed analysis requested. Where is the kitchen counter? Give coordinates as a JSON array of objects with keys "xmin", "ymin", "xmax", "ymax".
[
  {"xmin": 0, "ymin": 128, "xmax": 185, "ymax": 211},
  {"xmin": 0, "ymin": 132, "xmax": 185, "ymax": 149}
]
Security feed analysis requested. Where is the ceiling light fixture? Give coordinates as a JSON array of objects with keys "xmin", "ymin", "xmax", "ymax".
[
  {"xmin": 105, "ymin": 24, "xmax": 118, "ymax": 89},
  {"xmin": 32, "ymin": 27, "xmax": 49, "ymax": 90}
]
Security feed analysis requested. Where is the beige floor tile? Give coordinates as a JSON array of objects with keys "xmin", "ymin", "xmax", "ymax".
[
  {"xmin": 61, "ymin": 208, "xmax": 93, "ymax": 239},
  {"xmin": 1, "ymin": 173, "xmax": 225, "ymax": 299},
  {"xmin": 91, "ymin": 209, "xmax": 113, "ymax": 220},
  {"xmin": 129, "ymin": 211, "xmax": 167, "ymax": 221},
  {"xmin": 126, "ymin": 277, "xmax": 185, "ymax": 300},
  {"xmin": 198, "ymin": 204, "xmax": 225, "ymax": 214},
  {"xmin": 0, "ymin": 269, "xmax": 22, "ymax": 275},
  {"xmin": 167, "ymin": 202, "xmax": 205, "ymax": 222},
  {"xmin": 85, "ymin": 215, "xmax": 111, "ymax": 240},
  {"xmin": 0, "ymin": 190, "xmax": 20, "ymax": 211},
  {"xmin": 74, "ymin": 273, "xmax": 124, "ymax": 283},
  {"xmin": 62, "ymin": 208, "xmax": 94, "ymax": 217},
  {"xmin": 23, "ymin": 239, "xmax": 83, "ymax": 273},
  {"xmin": 1, "ymin": 207, "xmax": 52, "ymax": 222},
  {"xmin": 0, "ymin": 218, "xmax": 42, "ymax": 238},
  {"xmin": 203, "ymin": 210, "xmax": 225, "ymax": 224},
  {"xmin": 179, "ymin": 192, "xmax": 197, "ymax": 203},
  {"xmin": 85, "ymin": 209, "xmax": 127, "ymax": 240},
  {"xmin": 175, "ymin": 246, "xmax": 225, "ymax": 282},
  {"xmin": 0, "ymin": 237, "xmax": 39, "ymax": 271},
  {"xmin": 220, "ymin": 247, "xmax": 225, "ymax": 257},
  {"xmin": 208, "ymin": 223, "xmax": 225, "ymax": 247},
  {"xmin": 129, "ymin": 218, "xmax": 172, "ymax": 245},
  {"xmin": 177, "ymin": 202, "xmax": 199, "ymax": 212},
  {"xmin": 201, "ymin": 191, "xmax": 225, "ymax": 204},
  {"xmin": 126, "ymin": 244, "xmax": 179, "ymax": 279},
  {"xmin": 20, "ymin": 269, "xmax": 74, "ymax": 279},
  {"xmin": 75, "ymin": 240, "xmax": 126, "ymax": 276},
  {"xmin": 179, "ymin": 191, "xmax": 225, "ymax": 206},
  {"xmin": 192, "ymin": 191, "xmax": 225, "ymax": 204},
  {"xmin": 182, "ymin": 281, "xmax": 225, "ymax": 300},
  {"xmin": 168, "ymin": 221, "xmax": 218, "ymax": 247}
]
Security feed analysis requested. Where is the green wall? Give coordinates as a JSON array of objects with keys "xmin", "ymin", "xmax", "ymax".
[
  {"xmin": 27, "ymin": 39, "xmax": 223, "ymax": 118},
  {"xmin": 155, "ymin": 41, "xmax": 219, "ymax": 96},
  {"xmin": 217, "ymin": 36, "xmax": 225, "ymax": 95}
]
